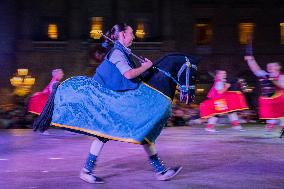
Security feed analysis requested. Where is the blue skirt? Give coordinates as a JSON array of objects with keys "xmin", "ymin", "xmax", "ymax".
[{"xmin": 51, "ymin": 76, "xmax": 172, "ymax": 144}]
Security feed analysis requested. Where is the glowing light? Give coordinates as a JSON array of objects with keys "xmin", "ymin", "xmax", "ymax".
[
  {"xmin": 48, "ymin": 24, "xmax": 58, "ymax": 40},
  {"xmin": 10, "ymin": 77, "xmax": 23, "ymax": 86},
  {"xmin": 280, "ymin": 23, "xmax": 284, "ymax": 45},
  {"xmin": 196, "ymin": 88, "xmax": 205, "ymax": 93},
  {"xmin": 14, "ymin": 87, "xmax": 30, "ymax": 96},
  {"xmin": 90, "ymin": 17, "xmax": 103, "ymax": 40},
  {"xmin": 239, "ymin": 23, "xmax": 254, "ymax": 45},
  {"xmin": 17, "ymin": 69, "xmax": 28, "ymax": 76},
  {"xmin": 244, "ymin": 87, "xmax": 254, "ymax": 93},
  {"xmin": 135, "ymin": 23, "xmax": 146, "ymax": 39},
  {"xmin": 10, "ymin": 69, "xmax": 36, "ymax": 96},
  {"xmin": 195, "ymin": 23, "xmax": 212, "ymax": 45},
  {"xmin": 23, "ymin": 77, "xmax": 36, "ymax": 85}
]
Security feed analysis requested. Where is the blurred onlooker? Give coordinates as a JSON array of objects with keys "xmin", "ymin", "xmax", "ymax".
[
  {"xmin": 171, "ymin": 107, "xmax": 186, "ymax": 126},
  {"xmin": 28, "ymin": 69, "xmax": 64, "ymax": 115},
  {"xmin": 86, "ymin": 44, "xmax": 109, "ymax": 76}
]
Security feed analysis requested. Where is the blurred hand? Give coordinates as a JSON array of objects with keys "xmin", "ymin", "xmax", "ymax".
[
  {"xmin": 142, "ymin": 58, "xmax": 153, "ymax": 69},
  {"xmin": 244, "ymin": 55, "xmax": 254, "ymax": 61},
  {"xmin": 225, "ymin": 83, "xmax": 231, "ymax": 88}
]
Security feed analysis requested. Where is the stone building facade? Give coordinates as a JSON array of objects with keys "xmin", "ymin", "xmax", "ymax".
[{"xmin": 1, "ymin": 0, "xmax": 284, "ymax": 104}]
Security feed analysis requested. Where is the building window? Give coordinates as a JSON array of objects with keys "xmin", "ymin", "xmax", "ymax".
[
  {"xmin": 90, "ymin": 17, "xmax": 103, "ymax": 40},
  {"xmin": 239, "ymin": 23, "xmax": 254, "ymax": 45},
  {"xmin": 280, "ymin": 23, "xmax": 284, "ymax": 45},
  {"xmin": 135, "ymin": 23, "xmax": 146, "ymax": 39},
  {"xmin": 48, "ymin": 24, "xmax": 58, "ymax": 40},
  {"xmin": 195, "ymin": 22, "xmax": 213, "ymax": 45}
]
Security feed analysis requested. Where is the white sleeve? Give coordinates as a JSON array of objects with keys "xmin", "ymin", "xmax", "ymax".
[
  {"xmin": 255, "ymin": 70, "xmax": 268, "ymax": 78},
  {"xmin": 215, "ymin": 81, "xmax": 224, "ymax": 91}
]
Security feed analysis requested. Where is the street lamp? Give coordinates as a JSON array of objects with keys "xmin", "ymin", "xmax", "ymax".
[
  {"xmin": 10, "ymin": 69, "xmax": 36, "ymax": 96},
  {"xmin": 135, "ymin": 23, "xmax": 146, "ymax": 39},
  {"xmin": 90, "ymin": 17, "xmax": 103, "ymax": 40}
]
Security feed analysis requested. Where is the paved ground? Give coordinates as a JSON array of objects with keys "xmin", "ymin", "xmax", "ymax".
[{"xmin": 0, "ymin": 124, "xmax": 284, "ymax": 189}]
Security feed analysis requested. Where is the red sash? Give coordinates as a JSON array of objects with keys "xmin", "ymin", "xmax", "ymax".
[
  {"xmin": 200, "ymin": 91, "xmax": 248, "ymax": 118},
  {"xmin": 28, "ymin": 80, "xmax": 54, "ymax": 115},
  {"xmin": 259, "ymin": 74, "xmax": 284, "ymax": 119}
]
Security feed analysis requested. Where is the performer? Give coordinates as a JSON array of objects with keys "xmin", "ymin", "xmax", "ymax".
[
  {"xmin": 86, "ymin": 44, "xmax": 110, "ymax": 76},
  {"xmin": 200, "ymin": 70, "xmax": 248, "ymax": 132},
  {"xmin": 51, "ymin": 23, "xmax": 182, "ymax": 183},
  {"xmin": 244, "ymin": 55, "xmax": 284, "ymax": 131},
  {"xmin": 28, "ymin": 69, "xmax": 64, "ymax": 115}
]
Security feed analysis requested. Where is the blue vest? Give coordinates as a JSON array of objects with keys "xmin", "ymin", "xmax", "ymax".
[{"xmin": 93, "ymin": 42, "xmax": 140, "ymax": 91}]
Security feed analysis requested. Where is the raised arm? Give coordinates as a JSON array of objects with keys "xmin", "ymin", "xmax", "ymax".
[{"xmin": 244, "ymin": 55, "xmax": 262, "ymax": 76}]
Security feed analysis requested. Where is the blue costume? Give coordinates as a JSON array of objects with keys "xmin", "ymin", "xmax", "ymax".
[
  {"xmin": 51, "ymin": 42, "xmax": 172, "ymax": 144},
  {"xmin": 93, "ymin": 42, "xmax": 140, "ymax": 91}
]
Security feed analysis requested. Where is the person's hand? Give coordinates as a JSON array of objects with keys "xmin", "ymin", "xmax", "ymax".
[
  {"xmin": 141, "ymin": 58, "xmax": 153, "ymax": 69},
  {"xmin": 225, "ymin": 83, "xmax": 231, "ymax": 88},
  {"xmin": 244, "ymin": 55, "xmax": 254, "ymax": 61}
]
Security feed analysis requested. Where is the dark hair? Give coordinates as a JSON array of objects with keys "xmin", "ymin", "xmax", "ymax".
[
  {"xmin": 106, "ymin": 23, "xmax": 129, "ymax": 41},
  {"xmin": 89, "ymin": 44, "xmax": 109, "ymax": 63},
  {"xmin": 99, "ymin": 23, "xmax": 129, "ymax": 51},
  {"xmin": 215, "ymin": 70, "xmax": 226, "ymax": 75}
]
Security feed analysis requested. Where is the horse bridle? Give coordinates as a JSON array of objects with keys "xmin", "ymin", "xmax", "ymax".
[{"xmin": 153, "ymin": 56, "xmax": 197, "ymax": 104}]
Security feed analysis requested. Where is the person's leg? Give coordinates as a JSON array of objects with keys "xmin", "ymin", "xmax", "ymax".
[
  {"xmin": 80, "ymin": 137, "xmax": 108, "ymax": 184},
  {"xmin": 280, "ymin": 118, "xmax": 284, "ymax": 128},
  {"xmin": 265, "ymin": 119, "xmax": 278, "ymax": 132},
  {"xmin": 85, "ymin": 140, "xmax": 104, "ymax": 170},
  {"xmin": 205, "ymin": 116, "xmax": 218, "ymax": 132},
  {"xmin": 143, "ymin": 143, "xmax": 182, "ymax": 181},
  {"xmin": 228, "ymin": 112, "xmax": 240, "ymax": 126},
  {"xmin": 228, "ymin": 112, "xmax": 244, "ymax": 131},
  {"xmin": 279, "ymin": 118, "xmax": 284, "ymax": 138}
]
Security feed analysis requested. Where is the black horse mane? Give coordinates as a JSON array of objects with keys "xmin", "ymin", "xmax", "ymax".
[{"xmin": 142, "ymin": 53, "xmax": 200, "ymax": 100}]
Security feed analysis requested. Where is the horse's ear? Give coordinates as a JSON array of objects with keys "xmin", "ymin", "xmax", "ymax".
[{"xmin": 187, "ymin": 55, "xmax": 201, "ymax": 66}]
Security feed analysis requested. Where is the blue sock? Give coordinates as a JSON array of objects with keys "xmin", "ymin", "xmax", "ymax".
[
  {"xmin": 149, "ymin": 154, "xmax": 167, "ymax": 173},
  {"xmin": 84, "ymin": 153, "xmax": 97, "ymax": 173}
]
